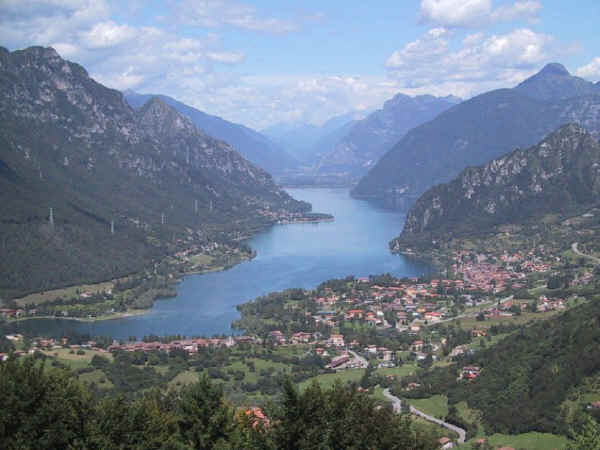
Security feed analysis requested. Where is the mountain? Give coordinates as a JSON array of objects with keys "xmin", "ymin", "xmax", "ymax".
[
  {"xmin": 316, "ymin": 94, "xmax": 461, "ymax": 181},
  {"xmin": 514, "ymin": 62, "xmax": 600, "ymax": 101},
  {"xmin": 354, "ymin": 63, "xmax": 600, "ymax": 207},
  {"xmin": 124, "ymin": 90, "xmax": 297, "ymax": 175},
  {"xmin": 0, "ymin": 46, "xmax": 308, "ymax": 297},
  {"xmin": 262, "ymin": 111, "xmax": 365, "ymax": 165},
  {"xmin": 393, "ymin": 124, "xmax": 600, "ymax": 246}
]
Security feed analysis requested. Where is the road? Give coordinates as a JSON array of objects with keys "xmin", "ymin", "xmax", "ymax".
[
  {"xmin": 382, "ymin": 388, "xmax": 466, "ymax": 444},
  {"xmin": 572, "ymin": 242, "xmax": 600, "ymax": 264},
  {"xmin": 348, "ymin": 350, "xmax": 368, "ymax": 368}
]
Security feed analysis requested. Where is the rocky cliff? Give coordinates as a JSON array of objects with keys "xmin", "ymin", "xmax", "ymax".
[{"xmin": 393, "ymin": 124, "xmax": 600, "ymax": 247}]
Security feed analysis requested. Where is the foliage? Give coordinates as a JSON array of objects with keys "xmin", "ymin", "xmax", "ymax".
[
  {"xmin": 0, "ymin": 355, "xmax": 438, "ymax": 449},
  {"xmin": 449, "ymin": 300, "xmax": 600, "ymax": 435}
]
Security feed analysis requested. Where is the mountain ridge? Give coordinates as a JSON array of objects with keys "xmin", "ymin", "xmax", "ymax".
[
  {"xmin": 353, "ymin": 63, "xmax": 600, "ymax": 206},
  {"xmin": 124, "ymin": 90, "xmax": 297, "ymax": 175},
  {"xmin": 0, "ymin": 46, "xmax": 307, "ymax": 297},
  {"xmin": 392, "ymin": 123, "xmax": 600, "ymax": 248},
  {"xmin": 316, "ymin": 93, "xmax": 461, "ymax": 181}
]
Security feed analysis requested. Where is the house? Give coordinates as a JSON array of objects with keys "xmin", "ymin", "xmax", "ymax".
[
  {"xmin": 345, "ymin": 309, "xmax": 364, "ymax": 320},
  {"xmin": 269, "ymin": 330, "xmax": 286, "ymax": 345},
  {"xmin": 291, "ymin": 332, "xmax": 312, "ymax": 344},
  {"xmin": 329, "ymin": 354, "xmax": 350, "ymax": 369},
  {"xmin": 243, "ymin": 407, "xmax": 270, "ymax": 429},
  {"xmin": 329, "ymin": 334, "xmax": 345, "ymax": 347},
  {"xmin": 462, "ymin": 366, "xmax": 481, "ymax": 380},
  {"xmin": 439, "ymin": 437, "xmax": 453, "ymax": 449},
  {"xmin": 411, "ymin": 340, "xmax": 424, "ymax": 351},
  {"xmin": 382, "ymin": 350, "xmax": 394, "ymax": 361},
  {"xmin": 425, "ymin": 311, "xmax": 442, "ymax": 322}
]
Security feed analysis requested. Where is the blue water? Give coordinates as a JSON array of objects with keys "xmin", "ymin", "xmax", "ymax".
[{"xmin": 10, "ymin": 188, "xmax": 430, "ymax": 339}]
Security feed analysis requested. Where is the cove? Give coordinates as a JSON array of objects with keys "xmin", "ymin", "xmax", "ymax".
[{"xmin": 10, "ymin": 188, "xmax": 431, "ymax": 339}]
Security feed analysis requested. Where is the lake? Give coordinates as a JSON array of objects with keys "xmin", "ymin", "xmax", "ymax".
[{"xmin": 10, "ymin": 188, "xmax": 430, "ymax": 339}]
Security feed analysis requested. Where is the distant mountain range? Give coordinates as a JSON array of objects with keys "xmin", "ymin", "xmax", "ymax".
[
  {"xmin": 393, "ymin": 124, "xmax": 600, "ymax": 248},
  {"xmin": 262, "ymin": 111, "xmax": 366, "ymax": 165},
  {"xmin": 316, "ymin": 94, "xmax": 461, "ymax": 182},
  {"xmin": 353, "ymin": 63, "xmax": 600, "ymax": 208},
  {"xmin": 124, "ymin": 90, "xmax": 297, "ymax": 175},
  {"xmin": 0, "ymin": 46, "xmax": 307, "ymax": 297}
]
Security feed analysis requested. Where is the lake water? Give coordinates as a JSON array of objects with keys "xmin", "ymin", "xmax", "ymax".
[{"xmin": 10, "ymin": 188, "xmax": 430, "ymax": 339}]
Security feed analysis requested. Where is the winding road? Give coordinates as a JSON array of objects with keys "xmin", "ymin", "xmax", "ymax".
[
  {"xmin": 572, "ymin": 242, "xmax": 600, "ymax": 264},
  {"xmin": 382, "ymin": 388, "xmax": 466, "ymax": 444}
]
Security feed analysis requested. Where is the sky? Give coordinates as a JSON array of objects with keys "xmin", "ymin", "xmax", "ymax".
[{"xmin": 1, "ymin": 0, "xmax": 599, "ymax": 129}]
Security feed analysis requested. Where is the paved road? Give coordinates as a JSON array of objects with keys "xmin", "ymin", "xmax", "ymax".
[
  {"xmin": 572, "ymin": 242, "xmax": 600, "ymax": 264},
  {"xmin": 382, "ymin": 388, "xmax": 466, "ymax": 444},
  {"xmin": 348, "ymin": 350, "xmax": 368, "ymax": 368}
]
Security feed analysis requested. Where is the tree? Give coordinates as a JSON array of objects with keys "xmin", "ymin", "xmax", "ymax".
[
  {"xmin": 567, "ymin": 416, "xmax": 600, "ymax": 450},
  {"xmin": 178, "ymin": 374, "xmax": 235, "ymax": 449},
  {"xmin": 0, "ymin": 357, "xmax": 94, "ymax": 449}
]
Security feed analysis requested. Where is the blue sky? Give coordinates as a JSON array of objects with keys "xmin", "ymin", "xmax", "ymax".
[{"xmin": 1, "ymin": 0, "xmax": 599, "ymax": 128}]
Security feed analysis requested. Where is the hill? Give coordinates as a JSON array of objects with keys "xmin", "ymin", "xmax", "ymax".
[
  {"xmin": 393, "ymin": 124, "xmax": 600, "ymax": 248},
  {"xmin": 0, "ymin": 46, "xmax": 308, "ymax": 298},
  {"xmin": 353, "ymin": 63, "xmax": 600, "ymax": 208},
  {"xmin": 123, "ymin": 90, "xmax": 297, "ymax": 175},
  {"xmin": 449, "ymin": 296, "xmax": 600, "ymax": 435}
]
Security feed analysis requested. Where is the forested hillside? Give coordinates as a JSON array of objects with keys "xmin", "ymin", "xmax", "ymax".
[{"xmin": 0, "ymin": 46, "xmax": 308, "ymax": 298}]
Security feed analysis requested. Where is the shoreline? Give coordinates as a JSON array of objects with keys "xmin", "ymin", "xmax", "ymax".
[
  {"xmin": 7, "ymin": 216, "xmax": 301, "ymax": 325},
  {"xmin": 6, "ymin": 309, "xmax": 151, "ymax": 323}
]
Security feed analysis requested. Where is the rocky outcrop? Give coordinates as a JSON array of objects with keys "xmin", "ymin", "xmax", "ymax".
[{"xmin": 394, "ymin": 124, "xmax": 600, "ymax": 245}]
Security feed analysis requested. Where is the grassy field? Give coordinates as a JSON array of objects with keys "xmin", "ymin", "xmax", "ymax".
[
  {"xmin": 298, "ymin": 369, "xmax": 365, "ymax": 391},
  {"xmin": 16, "ymin": 280, "xmax": 117, "ymax": 307},
  {"xmin": 464, "ymin": 432, "xmax": 569, "ymax": 449},
  {"xmin": 186, "ymin": 253, "xmax": 214, "ymax": 267},
  {"xmin": 168, "ymin": 370, "xmax": 200, "ymax": 388},
  {"xmin": 375, "ymin": 364, "xmax": 419, "ymax": 378},
  {"xmin": 458, "ymin": 310, "xmax": 560, "ymax": 330},
  {"xmin": 43, "ymin": 348, "xmax": 113, "ymax": 370},
  {"xmin": 407, "ymin": 395, "xmax": 448, "ymax": 420}
]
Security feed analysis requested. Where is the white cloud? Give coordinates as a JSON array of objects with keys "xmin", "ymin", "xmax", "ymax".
[
  {"xmin": 576, "ymin": 57, "xmax": 600, "ymax": 82},
  {"xmin": 206, "ymin": 51, "xmax": 246, "ymax": 64},
  {"xmin": 419, "ymin": 0, "xmax": 541, "ymax": 28},
  {"xmin": 172, "ymin": 0, "xmax": 298, "ymax": 33},
  {"xmin": 491, "ymin": 0, "xmax": 541, "ymax": 22},
  {"xmin": 80, "ymin": 21, "xmax": 137, "ymax": 49},
  {"xmin": 386, "ymin": 27, "xmax": 556, "ymax": 98}
]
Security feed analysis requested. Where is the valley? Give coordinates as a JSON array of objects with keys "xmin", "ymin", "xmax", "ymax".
[{"xmin": 3, "ymin": 3, "xmax": 600, "ymax": 446}]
